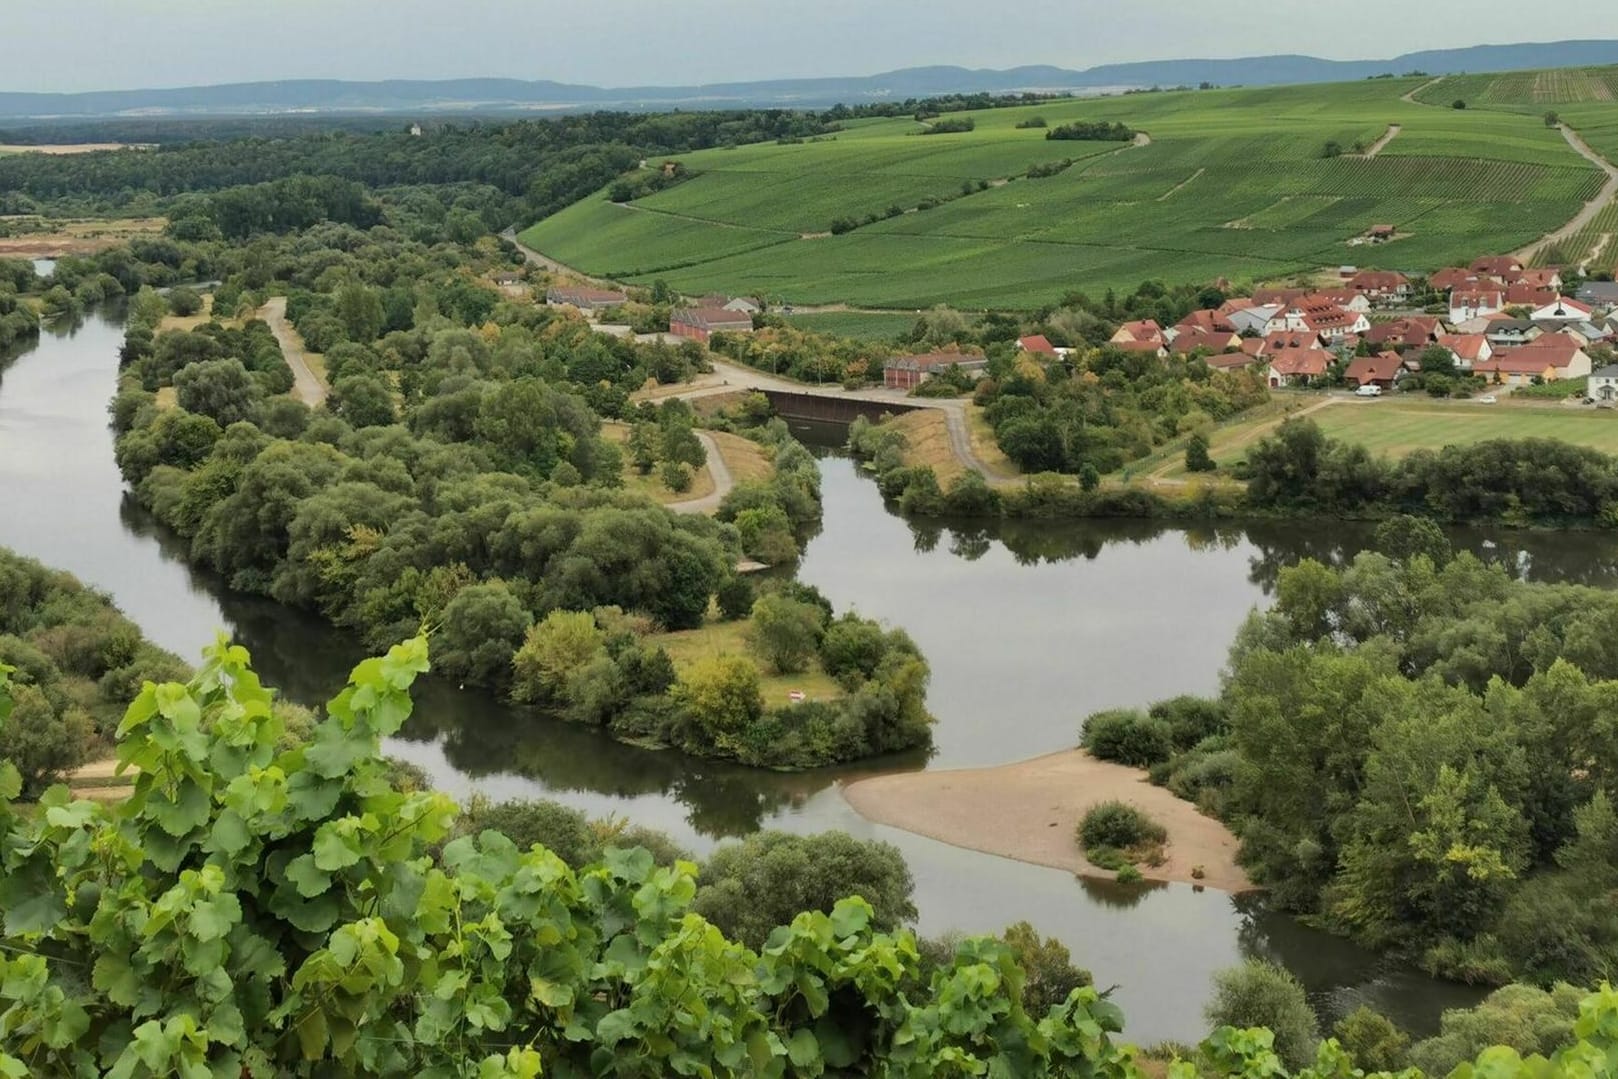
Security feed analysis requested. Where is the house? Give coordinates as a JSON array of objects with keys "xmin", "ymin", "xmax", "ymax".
[
  {"xmin": 1225, "ymin": 303, "xmax": 1279, "ymax": 335},
  {"xmin": 1475, "ymin": 335, "xmax": 1592, "ymax": 385},
  {"xmin": 1170, "ymin": 328, "xmax": 1242, "ymax": 356},
  {"xmin": 1431, "ymin": 267, "xmax": 1489, "ymax": 292},
  {"xmin": 1267, "ymin": 349, "xmax": 1331, "ymax": 387},
  {"xmin": 1505, "ymin": 282, "xmax": 1557, "ymax": 308},
  {"xmin": 1345, "ymin": 351, "xmax": 1405, "ymax": 390},
  {"xmin": 1366, "ymin": 224, "xmax": 1397, "ymax": 242},
  {"xmin": 1348, "ymin": 270, "xmax": 1411, "ymax": 302},
  {"xmin": 545, "ymin": 285, "xmax": 628, "ymax": 311},
  {"xmin": 1364, "ymin": 315, "xmax": 1444, "ymax": 352},
  {"xmin": 1263, "ymin": 329, "xmax": 1326, "ymax": 352},
  {"xmin": 883, "ymin": 352, "xmax": 988, "ymax": 391},
  {"xmin": 1449, "ymin": 288, "xmax": 1505, "ymax": 323},
  {"xmin": 1251, "ymin": 287, "xmax": 1310, "ymax": 308},
  {"xmin": 1175, "ymin": 308, "xmax": 1237, "ymax": 335},
  {"xmin": 1205, "ymin": 351, "xmax": 1257, "ymax": 371},
  {"xmin": 1472, "ymin": 255, "xmax": 1525, "ymax": 277},
  {"xmin": 1303, "ymin": 289, "xmax": 1372, "ymax": 314},
  {"xmin": 491, "ymin": 271, "xmax": 525, "ymax": 296},
  {"xmin": 1264, "ymin": 301, "xmax": 1368, "ymax": 342},
  {"xmin": 1531, "ymin": 295, "xmax": 1595, "ymax": 323},
  {"xmin": 1485, "ymin": 319, "xmax": 1544, "ymax": 349},
  {"xmin": 1110, "ymin": 319, "xmax": 1166, "ymax": 346},
  {"xmin": 1017, "ymin": 334, "xmax": 1059, "ymax": 357},
  {"xmin": 670, "ymin": 307, "xmax": 755, "ymax": 344},
  {"xmin": 1109, "ymin": 339, "xmax": 1169, "ymax": 358},
  {"xmin": 1437, "ymin": 333, "xmax": 1493, "ymax": 372},
  {"xmin": 1506, "ymin": 267, "xmax": 1563, "ymax": 290},
  {"xmin": 1590, "ymin": 363, "xmax": 1618, "ymax": 402},
  {"xmin": 1576, "ymin": 281, "xmax": 1618, "ymax": 309}
]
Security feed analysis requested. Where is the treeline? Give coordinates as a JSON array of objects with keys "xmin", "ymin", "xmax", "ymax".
[
  {"xmin": 1085, "ymin": 520, "xmax": 1618, "ymax": 986},
  {"xmin": 1047, "ymin": 120, "xmax": 1136, "ymax": 142},
  {"xmin": 1243, "ymin": 418, "xmax": 1618, "ymax": 526},
  {"xmin": 0, "ymin": 547, "xmax": 186, "ymax": 795},
  {"xmin": 0, "ymin": 260, "xmax": 41, "ymax": 349},
  {"xmin": 6, "ymin": 633, "xmax": 1618, "ymax": 1075}
]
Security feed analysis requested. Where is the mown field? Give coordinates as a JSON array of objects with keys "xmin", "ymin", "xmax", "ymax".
[
  {"xmin": 522, "ymin": 74, "xmax": 1606, "ymax": 309},
  {"xmin": 781, "ymin": 311, "xmax": 919, "ymax": 340}
]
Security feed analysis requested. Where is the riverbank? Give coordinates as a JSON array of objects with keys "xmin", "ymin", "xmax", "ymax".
[{"xmin": 843, "ymin": 749, "xmax": 1253, "ymax": 893}]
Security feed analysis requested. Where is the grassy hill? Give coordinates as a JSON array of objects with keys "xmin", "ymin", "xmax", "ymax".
[{"xmin": 520, "ymin": 72, "xmax": 1615, "ymax": 309}]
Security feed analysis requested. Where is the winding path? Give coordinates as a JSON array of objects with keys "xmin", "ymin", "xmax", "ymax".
[
  {"xmin": 1357, "ymin": 123, "xmax": 1402, "ymax": 158},
  {"xmin": 666, "ymin": 431, "xmax": 734, "ymax": 515},
  {"xmin": 258, "ymin": 296, "xmax": 328, "ymax": 407},
  {"xmin": 1512, "ymin": 124, "xmax": 1618, "ymax": 262},
  {"xmin": 500, "ymin": 227, "xmax": 615, "ymax": 286}
]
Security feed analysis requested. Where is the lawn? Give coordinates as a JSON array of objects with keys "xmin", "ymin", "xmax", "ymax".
[
  {"xmin": 782, "ymin": 311, "xmax": 918, "ymax": 340},
  {"xmin": 647, "ymin": 617, "xmax": 844, "ymax": 708},
  {"xmin": 521, "ymin": 72, "xmax": 1606, "ymax": 308},
  {"xmin": 601, "ymin": 421, "xmax": 716, "ymax": 504}
]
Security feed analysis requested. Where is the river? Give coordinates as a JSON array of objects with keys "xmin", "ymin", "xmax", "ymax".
[{"xmin": 14, "ymin": 302, "xmax": 1601, "ymax": 1043}]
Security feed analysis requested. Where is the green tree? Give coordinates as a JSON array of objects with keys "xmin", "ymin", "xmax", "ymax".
[
  {"xmin": 167, "ymin": 286, "xmax": 203, "ymax": 316},
  {"xmin": 671, "ymin": 653, "xmax": 761, "ymax": 744},
  {"xmin": 0, "ymin": 680, "xmax": 92, "ymax": 797},
  {"xmin": 510, "ymin": 610, "xmax": 605, "ymax": 705},
  {"xmin": 693, "ymin": 830, "xmax": 918, "ymax": 949},
  {"xmin": 436, "ymin": 582, "xmax": 532, "ymax": 687},
  {"xmin": 335, "ymin": 281, "xmax": 385, "ymax": 342},
  {"xmin": 327, "ymin": 373, "xmax": 397, "ymax": 428},
  {"xmin": 1205, "ymin": 960, "xmax": 1320, "ymax": 1070},
  {"xmin": 173, "ymin": 358, "xmax": 261, "ymax": 427},
  {"xmin": 1333, "ymin": 1005, "xmax": 1409, "ymax": 1072},
  {"xmin": 1001, "ymin": 921, "xmax": 1093, "ymax": 1015},
  {"xmin": 1185, "ymin": 431, "xmax": 1215, "ymax": 472},
  {"xmin": 747, "ymin": 593, "xmax": 826, "ymax": 674}
]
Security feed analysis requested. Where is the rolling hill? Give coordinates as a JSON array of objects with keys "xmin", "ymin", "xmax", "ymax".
[
  {"xmin": 519, "ymin": 71, "xmax": 1618, "ymax": 309},
  {"xmin": 5, "ymin": 41, "xmax": 1618, "ymax": 119}
]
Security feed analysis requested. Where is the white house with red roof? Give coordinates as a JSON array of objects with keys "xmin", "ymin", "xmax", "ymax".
[
  {"xmin": 1109, "ymin": 319, "xmax": 1166, "ymax": 347},
  {"xmin": 1267, "ymin": 348, "xmax": 1332, "ymax": 387},
  {"xmin": 1348, "ymin": 270, "xmax": 1411, "ymax": 303},
  {"xmin": 1531, "ymin": 295, "xmax": 1594, "ymax": 323},
  {"xmin": 1437, "ymin": 333, "xmax": 1493, "ymax": 373},
  {"xmin": 1449, "ymin": 288, "xmax": 1505, "ymax": 324},
  {"xmin": 1474, "ymin": 331, "xmax": 1592, "ymax": 386}
]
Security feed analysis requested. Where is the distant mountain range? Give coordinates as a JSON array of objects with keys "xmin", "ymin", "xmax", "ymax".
[{"xmin": 5, "ymin": 40, "xmax": 1618, "ymax": 120}]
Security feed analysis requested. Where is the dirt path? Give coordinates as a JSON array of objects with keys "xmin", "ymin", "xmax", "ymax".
[
  {"xmin": 1513, "ymin": 125, "xmax": 1618, "ymax": 261},
  {"xmin": 258, "ymin": 296, "xmax": 328, "ymax": 407},
  {"xmin": 843, "ymin": 749, "xmax": 1252, "ymax": 893},
  {"xmin": 1401, "ymin": 76, "xmax": 1444, "ymax": 104},
  {"xmin": 1584, "ymin": 231, "xmax": 1614, "ymax": 274},
  {"xmin": 666, "ymin": 431, "xmax": 735, "ymax": 515},
  {"xmin": 500, "ymin": 226, "xmax": 620, "ymax": 287},
  {"xmin": 1357, "ymin": 123, "xmax": 1402, "ymax": 158},
  {"xmin": 1157, "ymin": 167, "xmax": 1204, "ymax": 201}
]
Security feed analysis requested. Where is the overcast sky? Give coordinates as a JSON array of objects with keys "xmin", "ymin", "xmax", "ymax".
[{"xmin": 11, "ymin": 0, "xmax": 1618, "ymax": 93}]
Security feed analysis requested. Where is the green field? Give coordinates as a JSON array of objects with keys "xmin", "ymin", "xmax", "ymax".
[
  {"xmin": 521, "ymin": 72, "xmax": 1610, "ymax": 309},
  {"xmin": 782, "ymin": 311, "xmax": 919, "ymax": 340}
]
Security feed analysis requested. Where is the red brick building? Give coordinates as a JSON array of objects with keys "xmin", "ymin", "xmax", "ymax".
[
  {"xmin": 669, "ymin": 307, "xmax": 755, "ymax": 344},
  {"xmin": 883, "ymin": 352, "xmax": 987, "ymax": 391}
]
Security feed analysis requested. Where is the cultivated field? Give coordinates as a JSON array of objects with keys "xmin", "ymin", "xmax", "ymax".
[
  {"xmin": 781, "ymin": 311, "xmax": 918, "ymax": 339},
  {"xmin": 522, "ymin": 73, "xmax": 1607, "ymax": 309}
]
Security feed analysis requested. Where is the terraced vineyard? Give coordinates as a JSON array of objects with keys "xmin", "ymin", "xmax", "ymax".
[{"xmin": 523, "ymin": 73, "xmax": 1607, "ymax": 309}]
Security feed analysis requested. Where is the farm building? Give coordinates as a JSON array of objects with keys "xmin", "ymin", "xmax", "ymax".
[
  {"xmin": 1365, "ymin": 224, "xmax": 1396, "ymax": 243},
  {"xmin": 670, "ymin": 307, "xmax": 755, "ymax": 344},
  {"xmin": 1591, "ymin": 363, "xmax": 1618, "ymax": 402},
  {"xmin": 883, "ymin": 352, "xmax": 987, "ymax": 391},
  {"xmin": 1345, "ymin": 351, "xmax": 1405, "ymax": 391},
  {"xmin": 546, "ymin": 285, "xmax": 627, "ymax": 311}
]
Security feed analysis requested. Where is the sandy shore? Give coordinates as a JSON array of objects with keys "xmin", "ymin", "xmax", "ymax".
[{"xmin": 843, "ymin": 749, "xmax": 1253, "ymax": 893}]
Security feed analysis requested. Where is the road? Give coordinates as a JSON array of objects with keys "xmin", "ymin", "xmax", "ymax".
[
  {"xmin": 666, "ymin": 431, "xmax": 734, "ymax": 515},
  {"xmin": 258, "ymin": 296, "xmax": 328, "ymax": 407},
  {"xmin": 500, "ymin": 227, "xmax": 615, "ymax": 285},
  {"xmin": 1358, "ymin": 123, "xmax": 1401, "ymax": 158},
  {"xmin": 1512, "ymin": 124, "xmax": 1618, "ymax": 264}
]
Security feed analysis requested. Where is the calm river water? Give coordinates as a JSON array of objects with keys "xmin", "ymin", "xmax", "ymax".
[{"xmin": 12, "ymin": 304, "xmax": 1605, "ymax": 1042}]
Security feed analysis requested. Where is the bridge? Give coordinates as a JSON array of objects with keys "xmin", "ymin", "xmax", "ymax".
[{"xmin": 759, "ymin": 389, "xmax": 925, "ymax": 425}]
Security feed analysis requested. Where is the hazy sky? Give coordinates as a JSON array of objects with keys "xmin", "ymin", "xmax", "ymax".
[{"xmin": 11, "ymin": 0, "xmax": 1618, "ymax": 92}]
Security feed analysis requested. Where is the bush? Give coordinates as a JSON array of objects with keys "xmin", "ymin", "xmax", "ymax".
[
  {"xmin": 1205, "ymin": 960, "xmax": 1320, "ymax": 1070},
  {"xmin": 1407, "ymin": 983, "xmax": 1583, "ymax": 1076},
  {"xmin": 1001, "ymin": 921, "xmax": 1093, "ymax": 1014},
  {"xmin": 715, "ymin": 576, "xmax": 756, "ymax": 621},
  {"xmin": 1115, "ymin": 864, "xmax": 1143, "ymax": 883},
  {"xmin": 1334, "ymin": 1005, "xmax": 1410, "ymax": 1073},
  {"xmin": 454, "ymin": 797, "xmax": 601, "ymax": 868},
  {"xmin": 1081, "ymin": 708, "xmax": 1173, "ymax": 766},
  {"xmin": 1148, "ymin": 695, "xmax": 1226, "ymax": 749},
  {"xmin": 167, "ymin": 286, "xmax": 203, "ymax": 316},
  {"xmin": 1078, "ymin": 800, "xmax": 1168, "ymax": 853},
  {"xmin": 1185, "ymin": 432, "xmax": 1216, "ymax": 473},
  {"xmin": 659, "ymin": 460, "xmax": 693, "ymax": 493}
]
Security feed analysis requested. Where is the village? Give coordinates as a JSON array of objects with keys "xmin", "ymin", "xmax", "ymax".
[{"xmin": 536, "ymin": 254, "xmax": 1618, "ymax": 405}]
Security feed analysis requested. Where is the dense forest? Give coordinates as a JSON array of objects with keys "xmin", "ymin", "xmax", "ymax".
[{"xmin": 1083, "ymin": 518, "xmax": 1618, "ymax": 988}]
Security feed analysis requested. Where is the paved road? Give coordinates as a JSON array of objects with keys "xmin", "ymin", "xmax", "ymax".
[
  {"xmin": 259, "ymin": 296, "xmax": 328, "ymax": 407},
  {"xmin": 667, "ymin": 431, "xmax": 734, "ymax": 515},
  {"xmin": 1513, "ymin": 125, "xmax": 1618, "ymax": 263}
]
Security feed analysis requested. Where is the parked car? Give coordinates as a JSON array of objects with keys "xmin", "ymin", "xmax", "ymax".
[
  {"xmin": 1354, "ymin": 384, "xmax": 1382, "ymax": 397},
  {"xmin": 1478, "ymin": 395, "xmax": 1497, "ymax": 404}
]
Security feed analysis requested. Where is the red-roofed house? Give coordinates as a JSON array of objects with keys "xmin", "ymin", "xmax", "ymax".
[
  {"xmin": 1205, "ymin": 351, "xmax": 1258, "ymax": 371},
  {"xmin": 1251, "ymin": 287, "xmax": 1310, "ymax": 308},
  {"xmin": 1303, "ymin": 289, "xmax": 1371, "ymax": 314},
  {"xmin": 1263, "ymin": 329, "xmax": 1326, "ymax": 352},
  {"xmin": 1268, "ymin": 349, "xmax": 1332, "ymax": 387},
  {"xmin": 883, "ymin": 352, "xmax": 988, "ymax": 391},
  {"xmin": 1017, "ymin": 334, "xmax": 1058, "ymax": 357},
  {"xmin": 1266, "ymin": 301, "xmax": 1369, "ymax": 343},
  {"xmin": 1364, "ymin": 316, "xmax": 1444, "ymax": 352},
  {"xmin": 670, "ymin": 307, "xmax": 755, "ymax": 344},
  {"xmin": 546, "ymin": 285, "xmax": 629, "ymax": 310},
  {"xmin": 1349, "ymin": 270, "xmax": 1411, "ymax": 302},
  {"xmin": 1472, "ymin": 255, "xmax": 1525, "ymax": 277},
  {"xmin": 1449, "ymin": 288, "xmax": 1505, "ymax": 324},
  {"xmin": 1345, "ymin": 351, "xmax": 1406, "ymax": 391},
  {"xmin": 1531, "ymin": 295, "xmax": 1595, "ymax": 323},
  {"xmin": 1506, "ymin": 267, "xmax": 1564, "ymax": 290},
  {"xmin": 1366, "ymin": 224, "xmax": 1397, "ymax": 242},
  {"xmin": 1474, "ymin": 332, "xmax": 1592, "ymax": 386},
  {"xmin": 1170, "ymin": 328, "xmax": 1242, "ymax": 355},
  {"xmin": 1505, "ymin": 282, "xmax": 1557, "ymax": 308},
  {"xmin": 1437, "ymin": 333, "xmax": 1494, "ymax": 373},
  {"xmin": 1431, "ymin": 267, "xmax": 1488, "ymax": 292},
  {"xmin": 1175, "ymin": 308, "xmax": 1237, "ymax": 335},
  {"xmin": 1110, "ymin": 339, "xmax": 1169, "ymax": 358},
  {"xmin": 1110, "ymin": 319, "xmax": 1166, "ymax": 347}
]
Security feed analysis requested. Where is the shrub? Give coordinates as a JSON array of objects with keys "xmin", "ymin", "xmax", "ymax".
[
  {"xmin": 454, "ymin": 797, "xmax": 601, "ymax": 868},
  {"xmin": 1407, "ymin": 983, "xmax": 1583, "ymax": 1076},
  {"xmin": 167, "ymin": 286, "xmax": 203, "ymax": 316},
  {"xmin": 1078, "ymin": 800, "xmax": 1168, "ymax": 853},
  {"xmin": 1334, "ymin": 1005, "xmax": 1410, "ymax": 1073},
  {"xmin": 1149, "ymin": 694, "xmax": 1226, "ymax": 748},
  {"xmin": 659, "ymin": 459, "xmax": 693, "ymax": 493},
  {"xmin": 1081, "ymin": 708, "xmax": 1173, "ymax": 766},
  {"xmin": 1001, "ymin": 921, "xmax": 1093, "ymax": 1014},
  {"xmin": 1185, "ymin": 432, "xmax": 1216, "ymax": 473},
  {"xmin": 1116, "ymin": 864, "xmax": 1143, "ymax": 883},
  {"xmin": 715, "ymin": 576, "xmax": 756, "ymax": 621},
  {"xmin": 1205, "ymin": 960, "xmax": 1320, "ymax": 1069}
]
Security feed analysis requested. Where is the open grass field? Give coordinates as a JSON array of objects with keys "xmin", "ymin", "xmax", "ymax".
[
  {"xmin": 646, "ymin": 617, "xmax": 844, "ymax": 707},
  {"xmin": 522, "ymin": 73, "xmax": 1605, "ymax": 309},
  {"xmin": 0, "ymin": 215, "xmax": 166, "ymax": 257},
  {"xmin": 1182, "ymin": 397, "xmax": 1618, "ymax": 476},
  {"xmin": 781, "ymin": 311, "xmax": 918, "ymax": 340}
]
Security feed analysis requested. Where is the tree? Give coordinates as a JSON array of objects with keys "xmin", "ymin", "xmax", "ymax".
[
  {"xmin": 173, "ymin": 358, "xmax": 261, "ymax": 427},
  {"xmin": 1001, "ymin": 922, "xmax": 1093, "ymax": 1015},
  {"xmin": 1205, "ymin": 960, "xmax": 1320, "ymax": 1069},
  {"xmin": 693, "ymin": 830, "xmax": 917, "ymax": 949},
  {"xmin": 1185, "ymin": 432, "xmax": 1215, "ymax": 472},
  {"xmin": 1334, "ymin": 1005, "xmax": 1409, "ymax": 1073},
  {"xmin": 1545, "ymin": 111, "xmax": 1561, "ymax": 127},
  {"xmin": 0, "ymin": 680, "xmax": 92, "ymax": 797},
  {"xmin": 334, "ymin": 280, "xmax": 385, "ymax": 343},
  {"xmin": 1452, "ymin": 99, "xmax": 1467, "ymax": 109},
  {"xmin": 1373, "ymin": 513, "xmax": 1452, "ymax": 566},
  {"xmin": 658, "ymin": 459, "xmax": 692, "ymax": 493},
  {"xmin": 1419, "ymin": 343, "xmax": 1457, "ymax": 379},
  {"xmin": 747, "ymin": 593, "xmax": 825, "ymax": 674},
  {"xmin": 671, "ymin": 653, "xmax": 761, "ymax": 742},
  {"xmin": 511, "ymin": 610, "xmax": 605, "ymax": 705},
  {"xmin": 435, "ymin": 582, "xmax": 532, "ymax": 687},
  {"xmin": 328, "ymin": 373, "xmax": 397, "ymax": 428}
]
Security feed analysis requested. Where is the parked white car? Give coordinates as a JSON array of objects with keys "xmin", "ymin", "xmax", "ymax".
[
  {"xmin": 1354, "ymin": 384, "xmax": 1382, "ymax": 397},
  {"xmin": 1478, "ymin": 395, "xmax": 1498, "ymax": 404}
]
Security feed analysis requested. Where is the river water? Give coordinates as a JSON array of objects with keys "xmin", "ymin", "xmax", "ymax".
[{"xmin": 14, "ymin": 305, "xmax": 1604, "ymax": 1043}]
